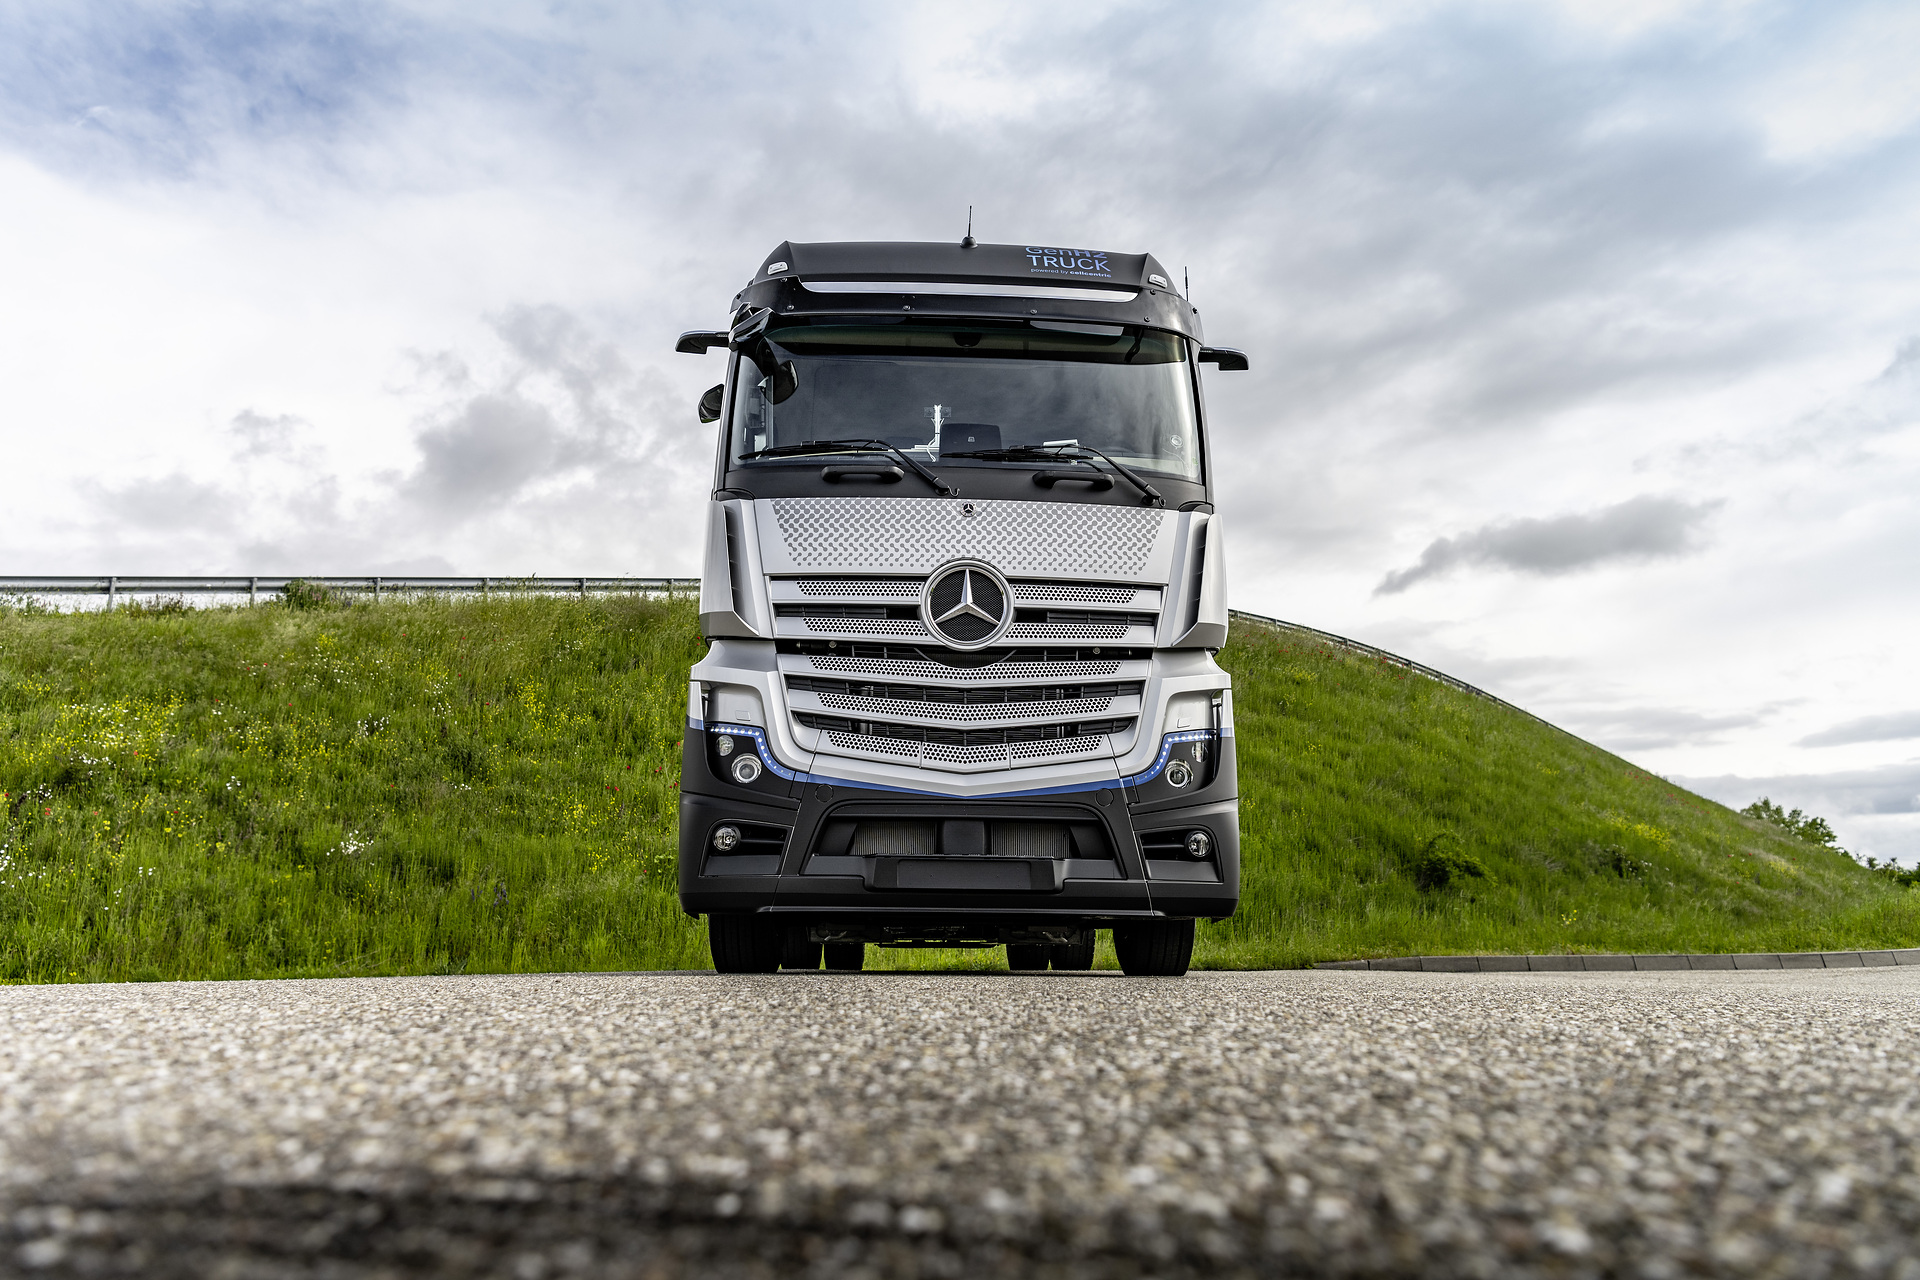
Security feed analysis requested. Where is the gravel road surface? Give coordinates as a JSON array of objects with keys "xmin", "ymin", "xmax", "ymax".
[{"xmin": 4, "ymin": 968, "xmax": 1919, "ymax": 1279}]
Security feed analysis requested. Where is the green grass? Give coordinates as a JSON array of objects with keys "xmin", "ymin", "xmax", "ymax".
[
  {"xmin": 0, "ymin": 595, "xmax": 1912, "ymax": 982},
  {"xmin": 1215, "ymin": 619, "xmax": 1919, "ymax": 964}
]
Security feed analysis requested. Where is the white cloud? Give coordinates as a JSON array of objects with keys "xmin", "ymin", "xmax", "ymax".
[
  {"xmin": 1375, "ymin": 495, "xmax": 1721, "ymax": 593},
  {"xmin": 2, "ymin": 0, "xmax": 1919, "ymax": 861}
]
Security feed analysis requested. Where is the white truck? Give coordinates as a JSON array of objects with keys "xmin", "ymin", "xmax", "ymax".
[{"xmin": 676, "ymin": 239, "xmax": 1246, "ymax": 975}]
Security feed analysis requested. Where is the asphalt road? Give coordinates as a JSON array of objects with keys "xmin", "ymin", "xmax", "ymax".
[{"xmin": 4, "ymin": 968, "xmax": 1918, "ymax": 1279}]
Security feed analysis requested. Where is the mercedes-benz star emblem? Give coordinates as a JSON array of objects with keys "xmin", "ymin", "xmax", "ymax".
[{"xmin": 919, "ymin": 560, "xmax": 1012, "ymax": 650}]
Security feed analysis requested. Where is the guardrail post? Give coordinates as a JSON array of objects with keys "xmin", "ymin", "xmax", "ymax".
[
  {"xmin": 106, "ymin": 576, "xmax": 116, "ymax": 610},
  {"xmin": 374, "ymin": 575, "xmax": 382, "ymax": 601},
  {"xmin": 249, "ymin": 576, "xmax": 258, "ymax": 606},
  {"xmin": 578, "ymin": 577, "xmax": 586, "ymax": 598}
]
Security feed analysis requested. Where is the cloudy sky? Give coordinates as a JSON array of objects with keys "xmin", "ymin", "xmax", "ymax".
[{"xmin": 3, "ymin": 0, "xmax": 1918, "ymax": 860}]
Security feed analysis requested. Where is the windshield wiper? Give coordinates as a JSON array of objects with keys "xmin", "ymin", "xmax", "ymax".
[
  {"xmin": 738, "ymin": 439, "xmax": 956, "ymax": 496},
  {"xmin": 1069, "ymin": 444, "xmax": 1163, "ymax": 506},
  {"xmin": 942, "ymin": 444, "xmax": 1162, "ymax": 507}
]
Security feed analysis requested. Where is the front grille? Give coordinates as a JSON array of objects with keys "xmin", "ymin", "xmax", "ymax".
[
  {"xmin": 796, "ymin": 712, "xmax": 1130, "ymax": 745},
  {"xmin": 772, "ymin": 578, "xmax": 1160, "ymax": 647},
  {"xmin": 788, "ymin": 675, "xmax": 1140, "ymax": 704},
  {"xmin": 775, "ymin": 575, "xmax": 1158, "ymax": 771},
  {"xmin": 790, "ymin": 577, "xmax": 1143, "ymax": 606},
  {"xmin": 803, "ymin": 653, "xmax": 1125, "ymax": 682},
  {"xmin": 815, "ymin": 692, "xmax": 1116, "ymax": 721},
  {"xmin": 824, "ymin": 729, "xmax": 1115, "ymax": 768},
  {"xmin": 790, "ymin": 673, "xmax": 1139, "ymax": 727}
]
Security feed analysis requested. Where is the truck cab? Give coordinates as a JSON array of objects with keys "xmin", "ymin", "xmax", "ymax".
[{"xmin": 676, "ymin": 240, "xmax": 1245, "ymax": 975}]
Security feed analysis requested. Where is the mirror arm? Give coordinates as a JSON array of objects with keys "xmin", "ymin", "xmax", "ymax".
[{"xmin": 676, "ymin": 330, "xmax": 730, "ymax": 355}]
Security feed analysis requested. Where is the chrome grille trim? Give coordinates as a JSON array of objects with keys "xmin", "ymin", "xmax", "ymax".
[
  {"xmin": 808, "ymin": 692, "xmax": 1121, "ymax": 724},
  {"xmin": 793, "ymin": 654, "xmax": 1131, "ymax": 682},
  {"xmin": 774, "ymin": 577, "xmax": 1160, "ymax": 611}
]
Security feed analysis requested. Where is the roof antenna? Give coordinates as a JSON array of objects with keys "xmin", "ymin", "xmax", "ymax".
[
  {"xmin": 961, "ymin": 206, "xmax": 976, "ymax": 249},
  {"xmin": 1184, "ymin": 267, "xmax": 1191, "ymax": 301}
]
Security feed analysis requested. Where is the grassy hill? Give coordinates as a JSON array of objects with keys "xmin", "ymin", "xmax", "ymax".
[{"xmin": 1, "ymin": 594, "xmax": 1912, "ymax": 982}]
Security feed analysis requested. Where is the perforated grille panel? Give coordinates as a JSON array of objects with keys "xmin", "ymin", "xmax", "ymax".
[
  {"xmin": 804, "ymin": 618, "xmax": 930, "ymax": 637},
  {"xmin": 828, "ymin": 731, "xmax": 921, "ymax": 759},
  {"xmin": 1007, "ymin": 621, "xmax": 1130, "ymax": 640},
  {"xmin": 769, "ymin": 499, "xmax": 1167, "ymax": 578},
  {"xmin": 816, "ymin": 693, "xmax": 1115, "ymax": 722},
  {"xmin": 1012, "ymin": 583, "xmax": 1138, "ymax": 604},
  {"xmin": 802, "ymin": 654, "xmax": 1124, "ymax": 682},
  {"xmin": 824, "ymin": 732, "xmax": 1113, "ymax": 768},
  {"xmin": 796, "ymin": 578, "xmax": 921, "ymax": 598}
]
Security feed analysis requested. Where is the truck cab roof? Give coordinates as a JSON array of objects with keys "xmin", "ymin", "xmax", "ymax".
[{"xmin": 733, "ymin": 240, "xmax": 1204, "ymax": 343}]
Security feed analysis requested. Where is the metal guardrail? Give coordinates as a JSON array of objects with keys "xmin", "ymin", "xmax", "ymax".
[
  {"xmin": 1227, "ymin": 608, "xmax": 1579, "ymax": 741},
  {"xmin": 0, "ymin": 576, "xmax": 701, "ymax": 607}
]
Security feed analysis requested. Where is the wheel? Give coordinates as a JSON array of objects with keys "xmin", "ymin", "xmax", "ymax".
[
  {"xmin": 1113, "ymin": 919, "xmax": 1194, "ymax": 976},
  {"xmin": 1049, "ymin": 934, "xmax": 1096, "ymax": 970},
  {"xmin": 1006, "ymin": 943, "xmax": 1051, "ymax": 970},
  {"xmin": 823, "ymin": 942, "xmax": 866, "ymax": 971},
  {"xmin": 780, "ymin": 922, "xmax": 823, "ymax": 970},
  {"xmin": 709, "ymin": 914, "xmax": 781, "ymax": 973}
]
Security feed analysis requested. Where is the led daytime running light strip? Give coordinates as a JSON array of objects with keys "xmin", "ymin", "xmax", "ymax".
[
  {"xmin": 708, "ymin": 723, "xmax": 803, "ymax": 783},
  {"xmin": 1117, "ymin": 729, "xmax": 1215, "ymax": 788}
]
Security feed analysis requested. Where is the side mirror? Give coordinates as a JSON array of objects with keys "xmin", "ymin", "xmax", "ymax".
[
  {"xmin": 676, "ymin": 331, "xmax": 730, "ymax": 355},
  {"xmin": 1198, "ymin": 347, "xmax": 1249, "ymax": 371},
  {"xmin": 697, "ymin": 384, "xmax": 725, "ymax": 423},
  {"xmin": 770, "ymin": 361, "xmax": 799, "ymax": 404}
]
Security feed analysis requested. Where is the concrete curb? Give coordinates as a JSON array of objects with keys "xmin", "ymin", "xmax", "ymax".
[{"xmin": 1316, "ymin": 949, "xmax": 1920, "ymax": 972}]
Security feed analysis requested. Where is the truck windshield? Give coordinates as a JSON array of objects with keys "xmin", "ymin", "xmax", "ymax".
[{"xmin": 727, "ymin": 320, "xmax": 1201, "ymax": 483}]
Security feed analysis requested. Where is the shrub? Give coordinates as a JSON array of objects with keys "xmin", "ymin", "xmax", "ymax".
[
  {"xmin": 1409, "ymin": 831, "xmax": 1489, "ymax": 891},
  {"xmin": 122, "ymin": 595, "xmax": 192, "ymax": 616},
  {"xmin": 280, "ymin": 579, "xmax": 344, "ymax": 611},
  {"xmin": 1741, "ymin": 797, "xmax": 1841, "ymax": 849}
]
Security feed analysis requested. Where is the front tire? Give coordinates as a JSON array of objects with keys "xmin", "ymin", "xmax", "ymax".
[
  {"xmin": 1006, "ymin": 943, "xmax": 1051, "ymax": 970},
  {"xmin": 709, "ymin": 914, "xmax": 781, "ymax": 973},
  {"xmin": 1050, "ymin": 934, "xmax": 1096, "ymax": 970},
  {"xmin": 823, "ymin": 942, "xmax": 866, "ymax": 971},
  {"xmin": 780, "ymin": 922, "xmax": 823, "ymax": 971},
  {"xmin": 1113, "ymin": 919, "xmax": 1194, "ymax": 976}
]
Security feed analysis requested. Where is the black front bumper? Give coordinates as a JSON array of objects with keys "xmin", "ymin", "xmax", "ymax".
[{"xmin": 676, "ymin": 734, "xmax": 1240, "ymax": 932}]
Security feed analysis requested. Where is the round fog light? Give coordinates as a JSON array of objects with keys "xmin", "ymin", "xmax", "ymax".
[
  {"xmin": 731, "ymin": 754, "xmax": 763, "ymax": 785},
  {"xmin": 714, "ymin": 734, "xmax": 735, "ymax": 757},
  {"xmin": 1165, "ymin": 759, "xmax": 1193, "ymax": 789},
  {"xmin": 712, "ymin": 824, "xmax": 741, "ymax": 852},
  {"xmin": 1185, "ymin": 830, "xmax": 1212, "ymax": 860}
]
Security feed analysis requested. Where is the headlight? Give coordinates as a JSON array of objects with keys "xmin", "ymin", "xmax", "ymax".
[
  {"xmin": 731, "ymin": 754, "xmax": 763, "ymax": 785},
  {"xmin": 712, "ymin": 825, "xmax": 741, "ymax": 851},
  {"xmin": 1185, "ymin": 830, "xmax": 1211, "ymax": 859},
  {"xmin": 715, "ymin": 734, "xmax": 735, "ymax": 757},
  {"xmin": 1166, "ymin": 759, "xmax": 1193, "ymax": 788}
]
